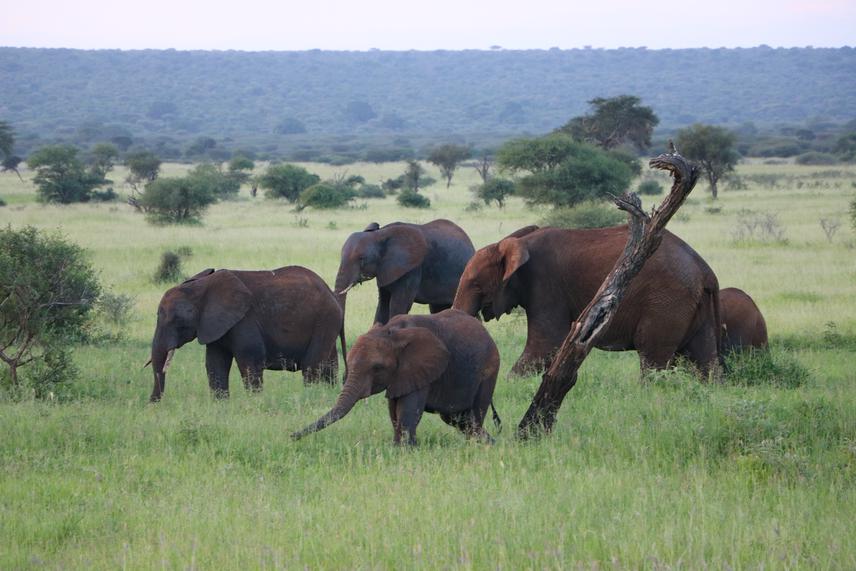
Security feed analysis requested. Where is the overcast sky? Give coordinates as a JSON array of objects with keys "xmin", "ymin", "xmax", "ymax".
[{"xmin": 2, "ymin": 0, "xmax": 854, "ymax": 51}]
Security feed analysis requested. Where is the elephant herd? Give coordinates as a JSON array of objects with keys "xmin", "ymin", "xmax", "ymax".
[{"xmin": 149, "ymin": 219, "xmax": 768, "ymax": 444}]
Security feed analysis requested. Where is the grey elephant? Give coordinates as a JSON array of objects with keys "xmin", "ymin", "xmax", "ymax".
[
  {"xmin": 148, "ymin": 266, "xmax": 345, "ymax": 402},
  {"xmin": 334, "ymin": 219, "xmax": 475, "ymax": 326}
]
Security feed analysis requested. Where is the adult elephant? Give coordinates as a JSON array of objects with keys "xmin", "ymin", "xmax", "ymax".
[
  {"xmin": 720, "ymin": 287, "xmax": 768, "ymax": 353},
  {"xmin": 334, "ymin": 219, "xmax": 475, "ymax": 325},
  {"xmin": 453, "ymin": 225, "xmax": 721, "ymax": 376},
  {"xmin": 148, "ymin": 266, "xmax": 345, "ymax": 402}
]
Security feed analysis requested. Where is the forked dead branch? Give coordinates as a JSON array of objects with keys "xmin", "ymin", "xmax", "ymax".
[{"xmin": 518, "ymin": 145, "xmax": 701, "ymax": 438}]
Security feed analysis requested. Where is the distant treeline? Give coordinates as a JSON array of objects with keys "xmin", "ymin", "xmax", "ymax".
[{"xmin": 1, "ymin": 46, "xmax": 855, "ymax": 162}]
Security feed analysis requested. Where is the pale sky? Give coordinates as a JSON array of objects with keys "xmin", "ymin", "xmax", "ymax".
[{"xmin": 2, "ymin": 0, "xmax": 854, "ymax": 50}]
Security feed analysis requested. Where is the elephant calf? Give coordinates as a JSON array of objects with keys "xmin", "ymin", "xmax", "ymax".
[
  {"xmin": 720, "ymin": 287, "xmax": 768, "ymax": 353},
  {"xmin": 149, "ymin": 266, "xmax": 345, "ymax": 402},
  {"xmin": 292, "ymin": 309, "xmax": 500, "ymax": 446}
]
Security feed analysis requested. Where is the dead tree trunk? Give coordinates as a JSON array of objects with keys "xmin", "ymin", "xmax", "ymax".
[{"xmin": 517, "ymin": 146, "xmax": 700, "ymax": 439}]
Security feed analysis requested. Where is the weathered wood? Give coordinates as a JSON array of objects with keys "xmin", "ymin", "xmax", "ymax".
[{"xmin": 517, "ymin": 146, "xmax": 700, "ymax": 438}]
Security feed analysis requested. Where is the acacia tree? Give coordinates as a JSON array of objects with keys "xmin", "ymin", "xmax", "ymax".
[
  {"xmin": 258, "ymin": 164, "xmax": 320, "ymax": 201},
  {"xmin": 675, "ymin": 124, "xmax": 739, "ymax": 199},
  {"xmin": 428, "ymin": 144, "xmax": 471, "ymax": 187},
  {"xmin": 28, "ymin": 145, "xmax": 106, "ymax": 203},
  {"xmin": 125, "ymin": 151, "xmax": 161, "ymax": 189},
  {"xmin": 559, "ymin": 95, "xmax": 659, "ymax": 151},
  {"xmin": 497, "ymin": 134, "xmax": 633, "ymax": 208},
  {"xmin": 0, "ymin": 226, "xmax": 100, "ymax": 390},
  {"xmin": 0, "ymin": 121, "xmax": 23, "ymax": 181}
]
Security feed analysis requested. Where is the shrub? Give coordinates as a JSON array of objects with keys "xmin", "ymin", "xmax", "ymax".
[
  {"xmin": 299, "ymin": 182, "xmax": 357, "ymax": 209},
  {"xmin": 27, "ymin": 144, "xmax": 105, "ymax": 203},
  {"xmin": 724, "ymin": 349, "xmax": 810, "ymax": 389},
  {"xmin": 476, "ymin": 178, "xmax": 516, "ymax": 207},
  {"xmin": 731, "ymin": 210, "xmax": 788, "ymax": 243},
  {"xmin": 795, "ymin": 152, "xmax": 838, "ymax": 165},
  {"xmin": 540, "ymin": 201, "xmax": 625, "ymax": 229},
  {"xmin": 97, "ymin": 291, "xmax": 135, "ymax": 326},
  {"xmin": 259, "ymin": 164, "xmax": 320, "ymax": 201},
  {"xmin": 397, "ymin": 190, "xmax": 431, "ymax": 208},
  {"xmin": 637, "ymin": 179, "xmax": 663, "ymax": 195},
  {"xmin": 154, "ymin": 251, "xmax": 185, "ymax": 283},
  {"xmin": 0, "ymin": 226, "xmax": 100, "ymax": 392},
  {"xmin": 851, "ymin": 196, "xmax": 856, "ymax": 231},
  {"xmin": 357, "ymin": 184, "xmax": 385, "ymax": 199},
  {"xmin": 139, "ymin": 177, "xmax": 216, "ymax": 224},
  {"xmin": 91, "ymin": 188, "xmax": 118, "ymax": 202},
  {"xmin": 186, "ymin": 164, "xmax": 241, "ymax": 199}
]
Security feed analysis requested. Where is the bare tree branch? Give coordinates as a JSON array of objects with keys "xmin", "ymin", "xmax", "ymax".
[{"xmin": 517, "ymin": 146, "xmax": 700, "ymax": 438}]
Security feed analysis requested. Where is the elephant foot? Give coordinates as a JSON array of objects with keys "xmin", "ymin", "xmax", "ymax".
[{"xmin": 510, "ymin": 355, "xmax": 549, "ymax": 378}]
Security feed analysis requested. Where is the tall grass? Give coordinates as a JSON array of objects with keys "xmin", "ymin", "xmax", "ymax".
[{"xmin": 1, "ymin": 161, "xmax": 855, "ymax": 568}]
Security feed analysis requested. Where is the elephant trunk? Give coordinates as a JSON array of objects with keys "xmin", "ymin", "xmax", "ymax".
[
  {"xmin": 334, "ymin": 264, "xmax": 361, "ymax": 314},
  {"xmin": 149, "ymin": 332, "xmax": 176, "ymax": 402},
  {"xmin": 291, "ymin": 373, "xmax": 368, "ymax": 440},
  {"xmin": 451, "ymin": 289, "xmax": 481, "ymax": 317}
]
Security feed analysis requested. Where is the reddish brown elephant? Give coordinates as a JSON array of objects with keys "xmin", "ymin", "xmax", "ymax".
[
  {"xmin": 453, "ymin": 225, "xmax": 721, "ymax": 376},
  {"xmin": 149, "ymin": 266, "xmax": 345, "ymax": 402},
  {"xmin": 334, "ymin": 219, "xmax": 475, "ymax": 326},
  {"xmin": 291, "ymin": 309, "xmax": 500, "ymax": 445},
  {"xmin": 720, "ymin": 287, "xmax": 768, "ymax": 353}
]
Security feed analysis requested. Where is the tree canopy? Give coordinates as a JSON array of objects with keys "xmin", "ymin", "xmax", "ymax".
[
  {"xmin": 427, "ymin": 144, "xmax": 471, "ymax": 187},
  {"xmin": 675, "ymin": 124, "xmax": 739, "ymax": 199},
  {"xmin": 558, "ymin": 95, "xmax": 659, "ymax": 151},
  {"xmin": 27, "ymin": 145, "xmax": 106, "ymax": 203},
  {"xmin": 498, "ymin": 134, "xmax": 633, "ymax": 208},
  {"xmin": 258, "ymin": 164, "xmax": 320, "ymax": 201}
]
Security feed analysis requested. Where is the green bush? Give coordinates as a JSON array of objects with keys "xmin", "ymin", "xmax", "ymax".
[
  {"xmin": 259, "ymin": 164, "xmax": 320, "ymax": 201},
  {"xmin": 397, "ymin": 190, "xmax": 431, "ymax": 209},
  {"xmin": 299, "ymin": 182, "xmax": 357, "ymax": 209},
  {"xmin": 0, "ymin": 226, "xmax": 100, "ymax": 394},
  {"xmin": 357, "ymin": 184, "xmax": 385, "ymax": 199},
  {"xmin": 154, "ymin": 251, "xmax": 184, "ymax": 283},
  {"xmin": 540, "ymin": 201, "xmax": 625, "ymax": 229},
  {"xmin": 637, "ymin": 179, "xmax": 663, "ymax": 195},
  {"xmin": 27, "ymin": 144, "xmax": 105, "ymax": 203},
  {"xmin": 186, "ymin": 164, "xmax": 241, "ymax": 199},
  {"xmin": 850, "ymin": 196, "xmax": 856, "ymax": 231},
  {"xmin": 795, "ymin": 152, "xmax": 838, "ymax": 165},
  {"xmin": 724, "ymin": 349, "xmax": 811, "ymax": 389},
  {"xmin": 139, "ymin": 177, "xmax": 216, "ymax": 224},
  {"xmin": 476, "ymin": 178, "xmax": 516, "ymax": 207}
]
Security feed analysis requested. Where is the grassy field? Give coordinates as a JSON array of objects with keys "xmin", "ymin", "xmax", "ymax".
[{"xmin": 1, "ymin": 159, "xmax": 855, "ymax": 569}]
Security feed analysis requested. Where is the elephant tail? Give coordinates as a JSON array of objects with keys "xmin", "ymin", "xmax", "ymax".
[
  {"xmin": 339, "ymin": 325, "xmax": 348, "ymax": 382},
  {"xmin": 490, "ymin": 401, "xmax": 502, "ymax": 433}
]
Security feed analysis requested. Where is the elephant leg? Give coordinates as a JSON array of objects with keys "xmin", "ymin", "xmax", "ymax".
[
  {"xmin": 385, "ymin": 270, "xmax": 421, "ymax": 323},
  {"xmin": 679, "ymin": 322, "xmax": 721, "ymax": 381},
  {"xmin": 441, "ymin": 411, "xmax": 494, "ymax": 444},
  {"xmin": 429, "ymin": 303, "xmax": 450, "ymax": 314},
  {"xmin": 205, "ymin": 344, "xmax": 233, "ymax": 399},
  {"xmin": 236, "ymin": 360, "xmax": 264, "ymax": 392},
  {"xmin": 512, "ymin": 309, "xmax": 570, "ymax": 376},
  {"xmin": 301, "ymin": 334, "xmax": 338, "ymax": 386},
  {"xmin": 388, "ymin": 399, "xmax": 401, "ymax": 443},
  {"xmin": 374, "ymin": 288, "xmax": 391, "ymax": 325},
  {"xmin": 392, "ymin": 388, "xmax": 428, "ymax": 446}
]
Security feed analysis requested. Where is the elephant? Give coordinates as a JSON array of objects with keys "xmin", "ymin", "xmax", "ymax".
[
  {"xmin": 720, "ymin": 287, "xmax": 768, "ymax": 353},
  {"xmin": 148, "ymin": 266, "xmax": 346, "ymax": 402},
  {"xmin": 452, "ymin": 225, "xmax": 722, "ymax": 377},
  {"xmin": 291, "ymin": 309, "xmax": 500, "ymax": 446},
  {"xmin": 334, "ymin": 219, "xmax": 475, "ymax": 326}
]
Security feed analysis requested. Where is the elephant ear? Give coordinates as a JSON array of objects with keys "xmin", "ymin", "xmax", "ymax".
[
  {"xmin": 377, "ymin": 226, "xmax": 429, "ymax": 288},
  {"xmin": 192, "ymin": 270, "xmax": 253, "ymax": 344},
  {"xmin": 386, "ymin": 327, "xmax": 450, "ymax": 399},
  {"xmin": 497, "ymin": 237, "xmax": 530, "ymax": 285}
]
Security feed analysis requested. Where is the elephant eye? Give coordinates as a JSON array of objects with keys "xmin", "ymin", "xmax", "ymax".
[{"xmin": 371, "ymin": 363, "xmax": 383, "ymax": 371}]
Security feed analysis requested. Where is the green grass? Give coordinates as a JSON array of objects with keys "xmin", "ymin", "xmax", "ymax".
[{"xmin": 1, "ymin": 161, "xmax": 856, "ymax": 568}]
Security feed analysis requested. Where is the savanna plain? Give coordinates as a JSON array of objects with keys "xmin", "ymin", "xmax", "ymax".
[{"xmin": 1, "ymin": 160, "xmax": 855, "ymax": 569}]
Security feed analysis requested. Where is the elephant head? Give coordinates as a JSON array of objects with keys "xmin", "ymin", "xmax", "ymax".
[
  {"xmin": 291, "ymin": 326, "xmax": 450, "ymax": 439},
  {"xmin": 149, "ymin": 269, "xmax": 252, "ymax": 402},
  {"xmin": 452, "ymin": 235, "xmax": 530, "ymax": 322},
  {"xmin": 334, "ymin": 222, "xmax": 429, "ymax": 310}
]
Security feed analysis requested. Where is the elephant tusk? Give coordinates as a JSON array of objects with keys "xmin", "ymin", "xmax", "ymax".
[
  {"xmin": 162, "ymin": 349, "xmax": 175, "ymax": 373},
  {"xmin": 337, "ymin": 282, "xmax": 358, "ymax": 295}
]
